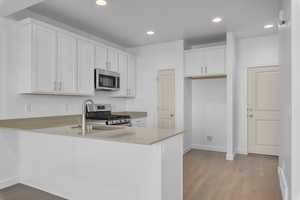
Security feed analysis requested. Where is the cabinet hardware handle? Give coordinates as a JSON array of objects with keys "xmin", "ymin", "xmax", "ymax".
[
  {"xmin": 170, "ymin": 114, "xmax": 174, "ymax": 117},
  {"xmin": 248, "ymin": 114, "xmax": 253, "ymax": 118},
  {"xmin": 205, "ymin": 66, "xmax": 207, "ymax": 73},
  {"xmin": 60, "ymin": 82, "xmax": 63, "ymax": 91},
  {"xmin": 201, "ymin": 67, "xmax": 203, "ymax": 74}
]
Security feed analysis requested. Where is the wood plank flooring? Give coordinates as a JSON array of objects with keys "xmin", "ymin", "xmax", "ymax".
[
  {"xmin": 184, "ymin": 150, "xmax": 282, "ymax": 200},
  {"xmin": 0, "ymin": 150, "xmax": 281, "ymax": 200},
  {"xmin": 0, "ymin": 184, "xmax": 65, "ymax": 200}
]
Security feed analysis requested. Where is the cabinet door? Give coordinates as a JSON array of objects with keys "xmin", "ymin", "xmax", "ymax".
[
  {"xmin": 127, "ymin": 55, "xmax": 136, "ymax": 97},
  {"xmin": 107, "ymin": 48, "xmax": 118, "ymax": 72},
  {"xmin": 95, "ymin": 44, "xmax": 107, "ymax": 70},
  {"xmin": 205, "ymin": 47, "xmax": 225, "ymax": 75},
  {"xmin": 77, "ymin": 39, "xmax": 95, "ymax": 95},
  {"xmin": 33, "ymin": 24, "xmax": 57, "ymax": 92},
  {"xmin": 161, "ymin": 135, "xmax": 183, "ymax": 200},
  {"xmin": 184, "ymin": 50, "xmax": 205, "ymax": 76},
  {"xmin": 117, "ymin": 52, "xmax": 128, "ymax": 96},
  {"xmin": 57, "ymin": 32, "xmax": 77, "ymax": 93}
]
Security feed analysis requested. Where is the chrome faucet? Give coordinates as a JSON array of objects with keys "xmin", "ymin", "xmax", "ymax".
[{"xmin": 82, "ymin": 99, "xmax": 95, "ymax": 136}]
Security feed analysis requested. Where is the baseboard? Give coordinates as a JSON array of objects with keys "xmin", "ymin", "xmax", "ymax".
[
  {"xmin": 0, "ymin": 177, "xmax": 19, "ymax": 189},
  {"xmin": 191, "ymin": 144, "xmax": 226, "ymax": 153},
  {"xmin": 278, "ymin": 166, "xmax": 288, "ymax": 200},
  {"xmin": 184, "ymin": 146, "xmax": 192, "ymax": 154},
  {"xmin": 226, "ymin": 153, "xmax": 235, "ymax": 161}
]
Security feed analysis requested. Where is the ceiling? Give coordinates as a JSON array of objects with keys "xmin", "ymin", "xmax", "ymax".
[
  {"xmin": 0, "ymin": 0, "xmax": 44, "ymax": 17},
  {"xmin": 20, "ymin": 0, "xmax": 280, "ymax": 47}
]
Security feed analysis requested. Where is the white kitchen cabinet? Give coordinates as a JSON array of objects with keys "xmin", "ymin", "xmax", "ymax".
[
  {"xmin": 185, "ymin": 45, "xmax": 225, "ymax": 77},
  {"xmin": 205, "ymin": 47, "xmax": 225, "ymax": 75},
  {"xmin": 112, "ymin": 52, "xmax": 136, "ymax": 98},
  {"xmin": 95, "ymin": 44, "xmax": 107, "ymax": 70},
  {"xmin": 77, "ymin": 39, "xmax": 95, "ymax": 95},
  {"xmin": 19, "ymin": 18, "xmax": 95, "ymax": 96},
  {"xmin": 107, "ymin": 48, "xmax": 119, "ymax": 72},
  {"xmin": 127, "ymin": 54, "xmax": 136, "ymax": 97},
  {"xmin": 57, "ymin": 32, "xmax": 77, "ymax": 93},
  {"xmin": 131, "ymin": 118, "xmax": 147, "ymax": 127},
  {"xmin": 24, "ymin": 23, "xmax": 57, "ymax": 93},
  {"xmin": 117, "ymin": 52, "xmax": 128, "ymax": 96}
]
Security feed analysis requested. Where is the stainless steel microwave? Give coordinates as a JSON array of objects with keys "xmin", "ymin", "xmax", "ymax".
[{"xmin": 94, "ymin": 69, "xmax": 120, "ymax": 91}]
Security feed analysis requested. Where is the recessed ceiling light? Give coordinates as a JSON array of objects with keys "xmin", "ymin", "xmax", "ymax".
[
  {"xmin": 146, "ymin": 31, "xmax": 155, "ymax": 35},
  {"xmin": 96, "ymin": 0, "xmax": 107, "ymax": 6},
  {"xmin": 212, "ymin": 17, "xmax": 223, "ymax": 23},
  {"xmin": 264, "ymin": 24, "xmax": 274, "ymax": 29}
]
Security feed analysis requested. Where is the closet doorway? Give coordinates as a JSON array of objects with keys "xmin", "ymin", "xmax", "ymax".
[{"xmin": 157, "ymin": 69, "xmax": 176, "ymax": 129}]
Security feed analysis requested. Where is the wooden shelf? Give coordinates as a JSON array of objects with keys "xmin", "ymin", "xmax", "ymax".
[{"xmin": 190, "ymin": 75, "xmax": 227, "ymax": 80}]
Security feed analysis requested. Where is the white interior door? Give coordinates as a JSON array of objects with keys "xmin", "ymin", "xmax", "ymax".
[
  {"xmin": 157, "ymin": 69, "xmax": 175, "ymax": 129},
  {"xmin": 247, "ymin": 66, "xmax": 280, "ymax": 156}
]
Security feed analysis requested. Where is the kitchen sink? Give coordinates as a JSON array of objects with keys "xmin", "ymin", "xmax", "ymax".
[
  {"xmin": 92, "ymin": 125, "xmax": 126, "ymax": 131},
  {"xmin": 72, "ymin": 124, "xmax": 127, "ymax": 132}
]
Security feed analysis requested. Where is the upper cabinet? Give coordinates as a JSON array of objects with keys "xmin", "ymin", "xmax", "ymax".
[
  {"xmin": 77, "ymin": 39, "xmax": 95, "ymax": 95},
  {"xmin": 95, "ymin": 44, "xmax": 107, "ymax": 70},
  {"xmin": 95, "ymin": 45, "xmax": 119, "ymax": 73},
  {"xmin": 31, "ymin": 23, "xmax": 57, "ymax": 93},
  {"xmin": 18, "ymin": 18, "xmax": 136, "ymax": 97},
  {"xmin": 184, "ymin": 45, "xmax": 226, "ymax": 77},
  {"xmin": 107, "ymin": 48, "xmax": 119, "ymax": 72},
  {"xmin": 127, "ymin": 54, "xmax": 136, "ymax": 97},
  {"xmin": 57, "ymin": 31, "xmax": 77, "ymax": 93},
  {"xmin": 112, "ymin": 52, "xmax": 136, "ymax": 98},
  {"xmin": 19, "ymin": 19, "xmax": 94, "ymax": 96}
]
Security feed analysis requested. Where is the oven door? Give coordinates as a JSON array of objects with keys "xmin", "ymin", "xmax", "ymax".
[{"xmin": 95, "ymin": 69, "xmax": 120, "ymax": 91}]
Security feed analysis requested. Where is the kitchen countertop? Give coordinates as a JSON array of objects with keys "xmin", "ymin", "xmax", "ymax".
[{"xmin": 31, "ymin": 125, "xmax": 183, "ymax": 145}]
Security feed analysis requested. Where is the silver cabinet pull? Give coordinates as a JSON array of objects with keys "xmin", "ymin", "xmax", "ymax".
[
  {"xmin": 201, "ymin": 67, "xmax": 203, "ymax": 74},
  {"xmin": 60, "ymin": 82, "xmax": 63, "ymax": 91},
  {"xmin": 54, "ymin": 81, "xmax": 57, "ymax": 91},
  {"xmin": 205, "ymin": 66, "xmax": 207, "ymax": 73}
]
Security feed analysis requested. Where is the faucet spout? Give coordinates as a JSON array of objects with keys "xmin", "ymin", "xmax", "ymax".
[{"xmin": 82, "ymin": 99, "xmax": 95, "ymax": 136}]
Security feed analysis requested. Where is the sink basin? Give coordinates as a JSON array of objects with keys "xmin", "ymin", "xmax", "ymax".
[
  {"xmin": 72, "ymin": 124, "xmax": 126, "ymax": 132},
  {"xmin": 92, "ymin": 125, "xmax": 126, "ymax": 131}
]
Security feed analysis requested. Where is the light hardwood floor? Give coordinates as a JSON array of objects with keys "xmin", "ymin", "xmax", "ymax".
[
  {"xmin": 184, "ymin": 150, "xmax": 282, "ymax": 200},
  {"xmin": 0, "ymin": 150, "xmax": 281, "ymax": 200},
  {"xmin": 0, "ymin": 184, "xmax": 65, "ymax": 200}
]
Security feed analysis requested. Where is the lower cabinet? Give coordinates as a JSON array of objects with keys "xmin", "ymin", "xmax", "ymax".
[{"xmin": 18, "ymin": 131, "xmax": 183, "ymax": 200}]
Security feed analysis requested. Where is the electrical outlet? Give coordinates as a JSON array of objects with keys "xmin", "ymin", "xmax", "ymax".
[
  {"xmin": 206, "ymin": 136, "xmax": 213, "ymax": 142},
  {"xmin": 25, "ymin": 104, "xmax": 32, "ymax": 113}
]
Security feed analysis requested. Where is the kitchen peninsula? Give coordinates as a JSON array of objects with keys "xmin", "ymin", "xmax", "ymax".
[{"xmin": 0, "ymin": 116, "xmax": 183, "ymax": 200}]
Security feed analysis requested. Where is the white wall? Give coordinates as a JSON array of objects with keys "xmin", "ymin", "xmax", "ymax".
[
  {"xmin": 191, "ymin": 79, "xmax": 227, "ymax": 152},
  {"xmin": 279, "ymin": 0, "xmax": 291, "ymax": 199},
  {"xmin": 235, "ymin": 34, "xmax": 279, "ymax": 154},
  {"xmin": 183, "ymin": 78, "xmax": 192, "ymax": 152},
  {"xmin": 0, "ymin": 18, "xmax": 127, "ymax": 120},
  {"xmin": 0, "ymin": 18, "xmax": 19, "ymax": 189},
  {"xmin": 127, "ymin": 41, "xmax": 185, "ymax": 130},
  {"xmin": 290, "ymin": 0, "xmax": 300, "ymax": 199}
]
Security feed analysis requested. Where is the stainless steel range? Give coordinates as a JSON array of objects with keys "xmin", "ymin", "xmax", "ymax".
[{"xmin": 86, "ymin": 104, "xmax": 131, "ymax": 126}]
